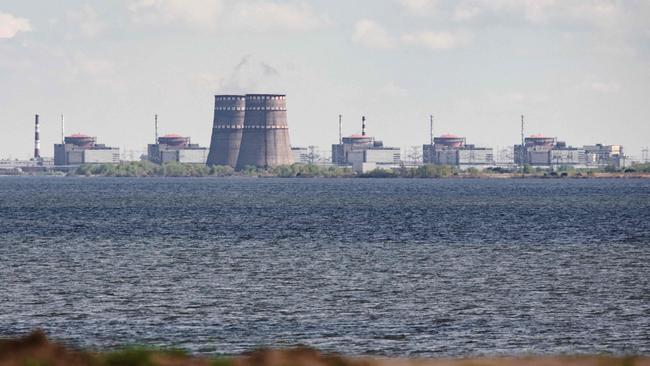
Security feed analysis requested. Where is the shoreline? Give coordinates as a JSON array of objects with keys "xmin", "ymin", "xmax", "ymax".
[
  {"xmin": 2, "ymin": 172, "xmax": 650, "ymax": 179},
  {"xmin": 1, "ymin": 331, "xmax": 648, "ymax": 366},
  {"xmin": 2, "ymin": 161, "xmax": 650, "ymax": 179}
]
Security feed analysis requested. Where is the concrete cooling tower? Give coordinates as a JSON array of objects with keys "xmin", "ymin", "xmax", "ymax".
[
  {"xmin": 236, "ymin": 94, "xmax": 293, "ymax": 169},
  {"xmin": 207, "ymin": 95, "xmax": 246, "ymax": 167}
]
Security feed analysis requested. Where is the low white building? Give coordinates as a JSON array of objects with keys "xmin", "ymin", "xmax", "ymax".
[
  {"xmin": 83, "ymin": 149, "xmax": 121, "ymax": 164},
  {"xmin": 147, "ymin": 134, "xmax": 208, "ymax": 164},
  {"xmin": 348, "ymin": 148, "xmax": 401, "ymax": 173},
  {"xmin": 291, "ymin": 147, "xmax": 310, "ymax": 164}
]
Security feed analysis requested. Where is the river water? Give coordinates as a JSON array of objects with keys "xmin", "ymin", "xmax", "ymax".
[{"xmin": 0, "ymin": 177, "xmax": 648, "ymax": 356}]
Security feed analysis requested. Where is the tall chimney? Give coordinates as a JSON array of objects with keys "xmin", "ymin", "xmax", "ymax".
[
  {"xmin": 361, "ymin": 116, "xmax": 366, "ymax": 137},
  {"xmin": 155, "ymin": 114, "xmax": 159, "ymax": 144},
  {"xmin": 338, "ymin": 114, "xmax": 342, "ymax": 144},
  {"xmin": 61, "ymin": 114, "xmax": 65, "ymax": 144},
  {"xmin": 34, "ymin": 114, "xmax": 41, "ymax": 159}
]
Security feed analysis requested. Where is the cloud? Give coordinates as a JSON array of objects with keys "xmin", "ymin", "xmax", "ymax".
[
  {"xmin": 70, "ymin": 53, "xmax": 113, "ymax": 76},
  {"xmin": 352, "ymin": 18, "xmax": 472, "ymax": 52},
  {"xmin": 0, "ymin": 12, "xmax": 32, "ymax": 39},
  {"xmin": 452, "ymin": 1, "xmax": 627, "ymax": 29},
  {"xmin": 401, "ymin": 30, "xmax": 473, "ymax": 50},
  {"xmin": 128, "ymin": 0, "xmax": 329, "ymax": 32},
  {"xmin": 397, "ymin": 0, "xmax": 438, "ymax": 16},
  {"xmin": 397, "ymin": 0, "xmax": 632, "ymax": 30},
  {"xmin": 581, "ymin": 80, "xmax": 621, "ymax": 93},
  {"xmin": 66, "ymin": 4, "xmax": 106, "ymax": 38},
  {"xmin": 128, "ymin": 0, "xmax": 224, "ymax": 30},
  {"xmin": 378, "ymin": 82, "xmax": 408, "ymax": 97},
  {"xmin": 351, "ymin": 19, "xmax": 395, "ymax": 49},
  {"xmin": 453, "ymin": 3, "xmax": 481, "ymax": 21},
  {"xmin": 228, "ymin": 1, "xmax": 330, "ymax": 32}
]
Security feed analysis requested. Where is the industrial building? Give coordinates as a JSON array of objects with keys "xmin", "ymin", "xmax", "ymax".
[
  {"xmin": 514, "ymin": 135, "xmax": 559, "ymax": 166},
  {"xmin": 514, "ymin": 136, "xmax": 582, "ymax": 167},
  {"xmin": 54, "ymin": 134, "xmax": 120, "ymax": 166},
  {"xmin": 147, "ymin": 134, "xmax": 208, "ymax": 164},
  {"xmin": 207, "ymin": 94, "xmax": 293, "ymax": 169},
  {"xmin": 422, "ymin": 134, "xmax": 494, "ymax": 168},
  {"xmin": 291, "ymin": 147, "xmax": 310, "ymax": 164},
  {"xmin": 513, "ymin": 136, "xmax": 628, "ymax": 168},
  {"xmin": 584, "ymin": 144, "xmax": 626, "ymax": 168},
  {"xmin": 331, "ymin": 117, "xmax": 401, "ymax": 172}
]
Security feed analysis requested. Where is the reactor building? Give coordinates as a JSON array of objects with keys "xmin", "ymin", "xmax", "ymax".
[
  {"xmin": 331, "ymin": 117, "xmax": 401, "ymax": 172},
  {"xmin": 147, "ymin": 134, "xmax": 208, "ymax": 164},
  {"xmin": 54, "ymin": 134, "xmax": 120, "ymax": 166},
  {"xmin": 207, "ymin": 94, "xmax": 293, "ymax": 169},
  {"xmin": 422, "ymin": 134, "xmax": 494, "ymax": 168},
  {"xmin": 514, "ymin": 135, "xmax": 626, "ymax": 168}
]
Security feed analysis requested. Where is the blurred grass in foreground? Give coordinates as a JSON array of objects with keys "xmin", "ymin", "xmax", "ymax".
[{"xmin": 0, "ymin": 331, "xmax": 647, "ymax": 366}]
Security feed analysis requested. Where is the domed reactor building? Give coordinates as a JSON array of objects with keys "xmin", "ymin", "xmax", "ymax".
[
  {"xmin": 235, "ymin": 94, "xmax": 293, "ymax": 169},
  {"xmin": 206, "ymin": 95, "xmax": 246, "ymax": 167},
  {"xmin": 54, "ymin": 134, "xmax": 120, "ymax": 166}
]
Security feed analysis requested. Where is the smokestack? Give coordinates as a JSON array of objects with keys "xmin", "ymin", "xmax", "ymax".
[
  {"xmin": 338, "ymin": 114, "xmax": 342, "ymax": 144},
  {"xmin": 521, "ymin": 114, "xmax": 525, "ymax": 178},
  {"xmin": 362, "ymin": 116, "xmax": 366, "ymax": 137},
  {"xmin": 155, "ymin": 114, "xmax": 159, "ymax": 144},
  {"xmin": 61, "ymin": 114, "xmax": 65, "ymax": 144},
  {"xmin": 34, "ymin": 114, "xmax": 41, "ymax": 159}
]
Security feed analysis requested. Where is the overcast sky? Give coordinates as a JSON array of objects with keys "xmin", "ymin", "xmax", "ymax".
[{"xmin": 1, "ymin": 0, "xmax": 649, "ymax": 160}]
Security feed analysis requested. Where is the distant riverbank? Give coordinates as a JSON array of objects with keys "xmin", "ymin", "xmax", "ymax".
[{"xmin": 2, "ymin": 161, "xmax": 650, "ymax": 179}]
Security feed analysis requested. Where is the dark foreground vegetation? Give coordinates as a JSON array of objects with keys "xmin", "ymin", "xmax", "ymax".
[
  {"xmin": 1, "ymin": 331, "xmax": 647, "ymax": 366},
  {"xmin": 67, "ymin": 161, "xmax": 650, "ymax": 179}
]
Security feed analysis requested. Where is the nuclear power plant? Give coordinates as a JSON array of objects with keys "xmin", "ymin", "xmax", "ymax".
[
  {"xmin": 9, "ymin": 104, "xmax": 639, "ymax": 173},
  {"xmin": 207, "ymin": 94, "xmax": 293, "ymax": 169}
]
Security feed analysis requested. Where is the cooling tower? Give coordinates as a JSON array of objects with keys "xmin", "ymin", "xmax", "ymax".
[
  {"xmin": 207, "ymin": 95, "xmax": 245, "ymax": 167},
  {"xmin": 236, "ymin": 94, "xmax": 293, "ymax": 169}
]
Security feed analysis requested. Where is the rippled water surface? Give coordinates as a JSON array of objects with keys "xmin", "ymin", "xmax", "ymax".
[{"xmin": 1, "ymin": 177, "xmax": 649, "ymax": 356}]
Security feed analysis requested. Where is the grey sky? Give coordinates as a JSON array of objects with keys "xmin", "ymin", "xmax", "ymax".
[{"xmin": 1, "ymin": 0, "xmax": 649, "ymax": 160}]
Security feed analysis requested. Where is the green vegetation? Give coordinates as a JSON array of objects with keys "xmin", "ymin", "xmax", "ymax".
[
  {"xmin": 210, "ymin": 357, "xmax": 235, "ymax": 366},
  {"xmin": 69, "ymin": 161, "xmax": 650, "ymax": 179},
  {"xmin": 2, "ymin": 330, "xmax": 649, "ymax": 366},
  {"xmin": 410, "ymin": 165, "xmax": 456, "ymax": 178},
  {"xmin": 72, "ymin": 162, "xmax": 354, "ymax": 178},
  {"xmin": 73, "ymin": 161, "xmax": 234, "ymax": 178},
  {"xmin": 102, "ymin": 347, "xmax": 156, "ymax": 366},
  {"xmin": 270, "ymin": 164, "xmax": 354, "ymax": 178},
  {"xmin": 22, "ymin": 358, "xmax": 49, "ymax": 366},
  {"xmin": 630, "ymin": 163, "xmax": 650, "ymax": 173},
  {"xmin": 98, "ymin": 346, "xmax": 234, "ymax": 366}
]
